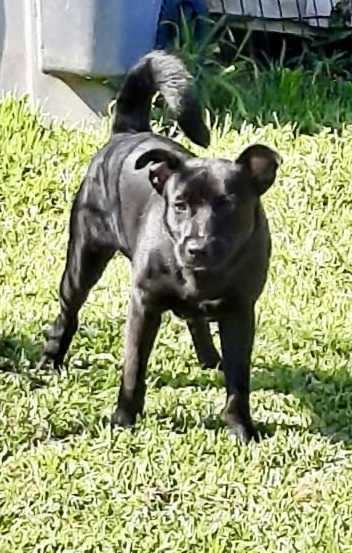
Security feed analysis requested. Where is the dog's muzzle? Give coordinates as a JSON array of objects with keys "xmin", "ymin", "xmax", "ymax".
[{"xmin": 182, "ymin": 236, "xmax": 223, "ymax": 271}]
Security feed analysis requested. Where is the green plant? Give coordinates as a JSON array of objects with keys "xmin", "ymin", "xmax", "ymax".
[{"xmin": 155, "ymin": 14, "xmax": 352, "ymax": 135}]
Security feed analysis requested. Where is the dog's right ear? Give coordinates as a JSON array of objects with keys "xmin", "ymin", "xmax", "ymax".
[{"xmin": 135, "ymin": 149, "xmax": 183, "ymax": 194}]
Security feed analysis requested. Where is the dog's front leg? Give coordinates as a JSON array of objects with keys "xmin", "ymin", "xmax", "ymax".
[
  {"xmin": 111, "ymin": 291, "xmax": 161, "ymax": 428},
  {"xmin": 219, "ymin": 304, "xmax": 259, "ymax": 444},
  {"xmin": 187, "ymin": 318, "xmax": 221, "ymax": 370}
]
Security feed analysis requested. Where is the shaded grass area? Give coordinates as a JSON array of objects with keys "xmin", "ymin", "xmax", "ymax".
[
  {"xmin": 163, "ymin": 19, "xmax": 352, "ymax": 135},
  {"xmin": 0, "ymin": 86, "xmax": 351, "ymax": 551},
  {"xmin": 195, "ymin": 60, "xmax": 352, "ymax": 134}
]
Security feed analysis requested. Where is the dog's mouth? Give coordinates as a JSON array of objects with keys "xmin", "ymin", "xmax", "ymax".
[
  {"xmin": 181, "ymin": 241, "xmax": 229, "ymax": 273},
  {"xmin": 188, "ymin": 260, "xmax": 211, "ymax": 273}
]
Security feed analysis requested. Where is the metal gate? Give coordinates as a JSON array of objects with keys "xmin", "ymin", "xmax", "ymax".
[{"xmin": 208, "ymin": 0, "xmax": 352, "ymax": 35}]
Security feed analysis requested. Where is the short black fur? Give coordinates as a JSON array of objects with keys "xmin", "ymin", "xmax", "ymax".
[{"xmin": 38, "ymin": 50, "xmax": 281, "ymax": 444}]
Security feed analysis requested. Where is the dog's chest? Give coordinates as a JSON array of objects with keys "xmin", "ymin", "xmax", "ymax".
[
  {"xmin": 168, "ymin": 295, "xmax": 223, "ymax": 320},
  {"xmin": 167, "ymin": 272, "xmax": 226, "ymax": 320}
]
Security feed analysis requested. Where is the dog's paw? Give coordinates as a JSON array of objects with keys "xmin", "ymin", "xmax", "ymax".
[
  {"xmin": 110, "ymin": 408, "xmax": 137, "ymax": 429},
  {"xmin": 36, "ymin": 354, "xmax": 62, "ymax": 373},
  {"xmin": 226, "ymin": 417, "xmax": 260, "ymax": 445},
  {"xmin": 201, "ymin": 356, "xmax": 223, "ymax": 371}
]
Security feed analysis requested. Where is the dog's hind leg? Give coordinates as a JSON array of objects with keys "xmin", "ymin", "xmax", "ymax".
[
  {"xmin": 187, "ymin": 318, "xmax": 222, "ymax": 370},
  {"xmin": 37, "ymin": 202, "xmax": 118, "ymax": 370}
]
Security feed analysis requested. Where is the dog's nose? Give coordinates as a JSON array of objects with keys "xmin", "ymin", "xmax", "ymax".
[{"xmin": 186, "ymin": 239, "xmax": 207, "ymax": 258}]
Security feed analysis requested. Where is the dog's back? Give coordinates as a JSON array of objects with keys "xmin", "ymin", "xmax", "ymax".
[{"xmin": 111, "ymin": 50, "xmax": 210, "ymax": 148}]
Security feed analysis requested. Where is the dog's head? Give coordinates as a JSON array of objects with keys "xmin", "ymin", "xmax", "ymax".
[{"xmin": 135, "ymin": 144, "xmax": 281, "ymax": 273}]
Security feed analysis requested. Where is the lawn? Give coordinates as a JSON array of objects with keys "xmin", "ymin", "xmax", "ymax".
[{"xmin": 0, "ymin": 66, "xmax": 352, "ymax": 552}]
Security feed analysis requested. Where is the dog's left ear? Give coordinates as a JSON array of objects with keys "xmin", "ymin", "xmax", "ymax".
[
  {"xmin": 135, "ymin": 148, "xmax": 183, "ymax": 194},
  {"xmin": 235, "ymin": 144, "xmax": 281, "ymax": 196}
]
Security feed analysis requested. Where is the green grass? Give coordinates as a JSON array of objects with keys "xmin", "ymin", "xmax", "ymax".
[
  {"xmin": 0, "ymin": 83, "xmax": 351, "ymax": 552},
  {"xmin": 163, "ymin": 14, "xmax": 352, "ymax": 135}
]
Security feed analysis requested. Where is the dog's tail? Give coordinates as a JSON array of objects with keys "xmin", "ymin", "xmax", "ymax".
[{"xmin": 111, "ymin": 50, "xmax": 210, "ymax": 148}]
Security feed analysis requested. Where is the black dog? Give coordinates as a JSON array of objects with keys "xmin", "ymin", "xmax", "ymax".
[{"xmin": 38, "ymin": 51, "xmax": 281, "ymax": 443}]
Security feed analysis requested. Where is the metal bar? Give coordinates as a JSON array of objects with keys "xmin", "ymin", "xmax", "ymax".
[
  {"xmin": 295, "ymin": 0, "xmax": 303, "ymax": 21},
  {"xmin": 277, "ymin": 0, "xmax": 283, "ymax": 19},
  {"xmin": 311, "ymin": 0, "xmax": 320, "ymax": 26}
]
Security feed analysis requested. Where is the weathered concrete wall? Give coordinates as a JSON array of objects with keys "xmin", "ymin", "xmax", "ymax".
[
  {"xmin": 0, "ymin": 0, "xmax": 110, "ymax": 124},
  {"xmin": 0, "ymin": 0, "xmax": 161, "ymax": 125}
]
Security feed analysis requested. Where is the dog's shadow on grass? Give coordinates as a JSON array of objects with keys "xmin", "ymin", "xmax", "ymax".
[
  {"xmin": 154, "ymin": 362, "xmax": 352, "ymax": 445},
  {"xmin": 0, "ymin": 335, "xmax": 50, "ymax": 390},
  {"xmin": 1, "ymin": 334, "xmax": 351, "ymax": 445},
  {"xmin": 251, "ymin": 364, "xmax": 352, "ymax": 444}
]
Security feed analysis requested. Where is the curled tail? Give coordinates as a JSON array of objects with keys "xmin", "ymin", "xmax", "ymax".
[{"xmin": 111, "ymin": 50, "xmax": 210, "ymax": 148}]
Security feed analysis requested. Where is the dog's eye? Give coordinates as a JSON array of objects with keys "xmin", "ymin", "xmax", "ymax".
[{"xmin": 174, "ymin": 201, "xmax": 188, "ymax": 213}]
